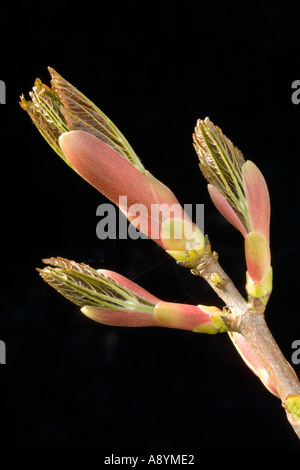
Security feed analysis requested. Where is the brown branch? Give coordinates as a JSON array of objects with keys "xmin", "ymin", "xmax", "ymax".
[
  {"xmin": 239, "ymin": 311, "xmax": 300, "ymax": 439},
  {"xmin": 193, "ymin": 252, "xmax": 300, "ymax": 440}
]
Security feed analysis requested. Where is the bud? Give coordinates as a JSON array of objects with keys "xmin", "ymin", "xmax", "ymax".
[
  {"xmin": 21, "ymin": 68, "xmax": 205, "ymax": 265},
  {"xmin": 38, "ymin": 257, "xmax": 227, "ymax": 333},
  {"xmin": 193, "ymin": 118, "xmax": 272, "ymax": 306},
  {"xmin": 193, "ymin": 118, "xmax": 270, "ymax": 241},
  {"xmin": 59, "ymin": 130, "xmax": 204, "ymax": 262},
  {"xmin": 59, "ymin": 130, "xmax": 159, "ymax": 241},
  {"xmin": 154, "ymin": 302, "xmax": 227, "ymax": 334}
]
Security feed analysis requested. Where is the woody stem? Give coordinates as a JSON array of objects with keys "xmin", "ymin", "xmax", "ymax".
[
  {"xmin": 238, "ymin": 310, "xmax": 300, "ymax": 438},
  {"xmin": 193, "ymin": 252, "xmax": 300, "ymax": 439}
]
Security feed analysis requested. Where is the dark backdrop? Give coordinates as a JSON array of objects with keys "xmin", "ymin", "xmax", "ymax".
[{"xmin": 1, "ymin": 0, "xmax": 300, "ymax": 452}]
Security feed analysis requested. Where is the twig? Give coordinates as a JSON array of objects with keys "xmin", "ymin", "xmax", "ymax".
[{"xmin": 193, "ymin": 250, "xmax": 300, "ymax": 439}]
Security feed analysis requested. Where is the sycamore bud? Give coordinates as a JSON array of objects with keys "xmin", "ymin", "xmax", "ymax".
[
  {"xmin": 21, "ymin": 68, "xmax": 204, "ymax": 264},
  {"xmin": 193, "ymin": 118, "xmax": 272, "ymax": 306},
  {"xmin": 154, "ymin": 302, "xmax": 227, "ymax": 334},
  {"xmin": 193, "ymin": 118, "xmax": 270, "ymax": 241},
  {"xmin": 38, "ymin": 257, "xmax": 227, "ymax": 334}
]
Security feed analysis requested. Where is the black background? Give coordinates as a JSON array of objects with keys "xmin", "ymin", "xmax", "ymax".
[{"xmin": 1, "ymin": 0, "xmax": 300, "ymax": 452}]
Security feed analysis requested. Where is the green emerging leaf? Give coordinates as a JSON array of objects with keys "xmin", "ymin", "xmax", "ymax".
[
  {"xmin": 20, "ymin": 78, "xmax": 71, "ymax": 167},
  {"xmin": 38, "ymin": 257, "xmax": 154, "ymax": 312},
  {"xmin": 20, "ymin": 67, "xmax": 145, "ymax": 173},
  {"xmin": 193, "ymin": 118, "xmax": 250, "ymax": 231}
]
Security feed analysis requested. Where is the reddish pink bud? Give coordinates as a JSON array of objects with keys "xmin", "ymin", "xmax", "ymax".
[
  {"xmin": 59, "ymin": 130, "xmax": 155, "ymax": 212},
  {"xmin": 59, "ymin": 130, "xmax": 203, "ymax": 258},
  {"xmin": 154, "ymin": 302, "xmax": 225, "ymax": 334},
  {"xmin": 82, "ymin": 298, "xmax": 226, "ymax": 333},
  {"xmin": 81, "ymin": 306, "xmax": 161, "ymax": 327},
  {"xmin": 242, "ymin": 161, "xmax": 270, "ymax": 243},
  {"xmin": 207, "ymin": 184, "xmax": 248, "ymax": 236},
  {"xmin": 80, "ymin": 269, "xmax": 226, "ymax": 332},
  {"xmin": 82, "ymin": 301, "xmax": 225, "ymax": 332},
  {"xmin": 59, "ymin": 130, "xmax": 167, "ymax": 244}
]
